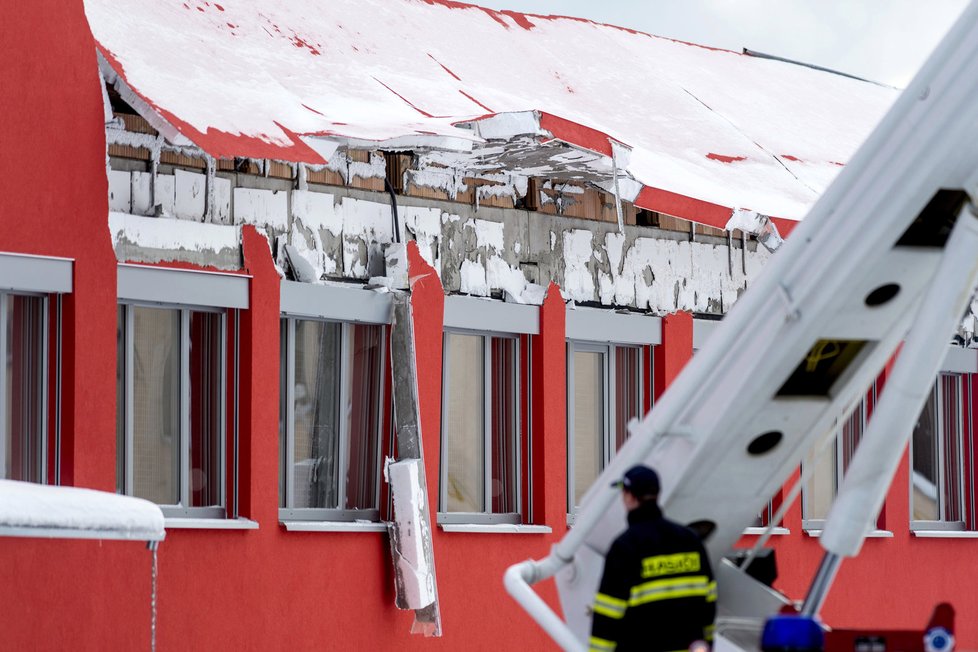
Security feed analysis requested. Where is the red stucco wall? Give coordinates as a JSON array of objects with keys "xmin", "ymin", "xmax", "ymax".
[{"xmin": 1, "ymin": 3, "xmax": 977, "ymax": 649}]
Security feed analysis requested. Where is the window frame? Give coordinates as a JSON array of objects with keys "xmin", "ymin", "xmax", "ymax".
[
  {"xmin": 438, "ymin": 327, "xmax": 524, "ymax": 526},
  {"xmin": 910, "ymin": 372, "xmax": 968, "ymax": 532},
  {"xmin": 566, "ymin": 339, "xmax": 648, "ymax": 515},
  {"xmin": 277, "ymin": 316, "xmax": 389, "ymax": 523},
  {"xmin": 0, "ymin": 291, "xmax": 51, "ymax": 484},
  {"xmin": 801, "ymin": 388, "xmax": 873, "ymax": 530},
  {"xmin": 118, "ymin": 301, "xmax": 230, "ymax": 519}
]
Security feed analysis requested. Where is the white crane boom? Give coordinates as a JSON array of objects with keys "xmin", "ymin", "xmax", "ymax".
[{"xmin": 506, "ymin": 1, "xmax": 978, "ymax": 648}]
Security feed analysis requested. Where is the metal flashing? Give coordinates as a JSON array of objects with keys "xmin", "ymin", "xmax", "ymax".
[
  {"xmin": 118, "ymin": 264, "xmax": 249, "ymax": 309},
  {"xmin": 444, "ymin": 295, "xmax": 539, "ymax": 335},
  {"xmin": 0, "ymin": 252, "xmax": 73, "ymax": 294},
  {"xmin": 280, "ymin": 280, "xmax": 392, "ymax": 324},
  {"xmin": 566, "ymin": 307, "xmax": 661, "ymax": 345}
]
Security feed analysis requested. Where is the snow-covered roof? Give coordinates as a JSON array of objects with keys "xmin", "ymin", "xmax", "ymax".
[
  {"xmin": 85, "ymin": 0, "xmax": 899, "ymax": 230},
  {"xmin": 0, "ymin": 479, "xmax": 165, "ymax": 542}
]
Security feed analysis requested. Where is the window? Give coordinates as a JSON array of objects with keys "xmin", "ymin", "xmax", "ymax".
[
  {"xmin": 117, "ymin": 303, "xmax": 235, "ymax": 518},
  {"xmin": 802, "ymin": 383, "xmax": 876, "ymax": 528},
  {"xmin": 1, "ymin": 293, "xmax": 48, "ymax": 483},
  {"xmin": 440, "ymin": 331, "xmax": 524, "ymax": 524},
  {"xmin": 566, "ymin": 341, "xmax": 649, "ymax": 511},
  {"xmin": 278, "ymin": 318, "xmax": 387, "ymax": 521},
  {"xmin": 911, "ymin": 373, "xmax": 969, "ymax": 530}
]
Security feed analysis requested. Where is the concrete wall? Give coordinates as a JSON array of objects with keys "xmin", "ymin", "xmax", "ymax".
[{"xmin": 107, "ymin": 161, "xmax": 772, "ymax": 315}]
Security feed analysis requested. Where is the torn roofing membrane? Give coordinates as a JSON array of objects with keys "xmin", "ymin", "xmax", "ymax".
[{"xmin": 84, "ymin": 0, "xmax": 898, "ymax": 227}]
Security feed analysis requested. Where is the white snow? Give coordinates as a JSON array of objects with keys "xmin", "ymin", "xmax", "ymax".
[
  {"xmin": 85, "ymin": 0, "xmax": 898, "ymax": 223},
  {"xmin": 110, "ymin": 212, "xmax": 240, "ymax": 253},
  {"xmin": 233, "ymin": 188, "xmax": 289, "ymax": 230},
  {"xmin": 0, "ymin": 479, "xmax": 165, "ymax": 541},
  {"xmin": 563, "ymin": 229, "xmax": 596, "ymax": 303}
]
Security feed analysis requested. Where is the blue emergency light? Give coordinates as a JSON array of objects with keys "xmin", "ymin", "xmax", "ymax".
[{"xmin": 761, "ymin": 615, "xmax": 824, "ymax": 652}]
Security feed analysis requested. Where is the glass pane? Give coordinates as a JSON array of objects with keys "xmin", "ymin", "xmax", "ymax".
[
  {"xmin": 4, "ymin": 295, "xmax": 45, "ymax": 482},
  {"xmin": 293, "ymin": 320, "xmax": 341, "ymax": 509},
  {"xmin": 279, "ymin": 319, "xmax": 288, "ymax": 508},
  {"xmin": 345, "ymin": 324, "xmax": 384, "ymax": 510},
  {"xmin": 803, "ymin": 439, "xmax": 836, "ymax": 520},
  {"xmin": 444, "ymin": 333, "xmax": 485, "ymax": 512},
  {"xmin": 573, "ymin": 350, "xmax": 604, "ymax": 507},
  {"xmin": 132, "ymin": 307, "xmax": 181, "ymax": 504},
  {"xmin": 490, "ymin": 337, "xmax": 517, "ymax": 514},
  {"xmin": 941, "ymin": 375, "xmax": 962, "ymax": 522},
  {"xmin": 614, "ymin": 346, "xmax": 641, "ymax": 452},
  {"xmin": 116, "ymin": 306, "xmax": 125, "ymax": 493},
  {"xmin": 189, "ymin": 311, "xmax": 223, "ymax": 508},
  {"xmin": 840, "ymin": 400, "xmax": 865, "ymax": 475},
  {"xmin": 911, "ymin": 386, "xmax": 939, "ymax": 521}
]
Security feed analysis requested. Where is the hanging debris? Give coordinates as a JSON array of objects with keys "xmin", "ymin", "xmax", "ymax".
[{"xmin": 386, "ymin": 293, "xmax": 442, "ymax": 637}]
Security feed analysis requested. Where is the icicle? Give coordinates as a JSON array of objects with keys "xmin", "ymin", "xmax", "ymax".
[{"xmin": 148, "ymin": 541, "xmax": 159, "ymax": 652}]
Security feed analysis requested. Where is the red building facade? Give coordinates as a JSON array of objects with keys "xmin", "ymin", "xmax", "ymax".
[{"xmin": 3, "ymin": 3, "xmax": 978, "ymax": 650}]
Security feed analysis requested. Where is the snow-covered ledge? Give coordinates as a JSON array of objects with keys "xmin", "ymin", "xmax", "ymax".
[{"xmin": 0, "ymin": 479, "xmax": 165, "ymax": 542}]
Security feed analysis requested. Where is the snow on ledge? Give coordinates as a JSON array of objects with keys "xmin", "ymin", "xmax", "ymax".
[{"xmin": 0, "ymin": 479, "xmax": 165, "ymax": 542}]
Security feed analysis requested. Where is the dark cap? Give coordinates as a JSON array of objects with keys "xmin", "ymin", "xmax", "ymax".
[{"xmin": 611, "ymin": 465, "xmax": 660, "ymax": 498}]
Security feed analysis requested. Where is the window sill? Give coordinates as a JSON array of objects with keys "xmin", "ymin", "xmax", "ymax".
[
  {"xmin": 281, "ymin": 521, "xmax": 387, "ymax": 533},
  {"xmin": 911, "ymin": 530, "xmax": 978, "ymax": 538},
  {"xmin": 164, "ymin": 518, "xmax": 258, "ymax": 530},
  {"xmin": 805, "ymin": 529, "xmax": 893, "ymax": 538},
  {"xmin": 439, "ymin": 524, "xmax": 552, "ymax": 534},
  {"xmin": 742, "ymin": 527, "xmax": 791, "ymax": 536}
]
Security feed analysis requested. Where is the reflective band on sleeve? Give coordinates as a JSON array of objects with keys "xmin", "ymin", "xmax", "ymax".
[
  {"xmin": 589, "ymin": 636, "xmax": 617, "ymax": 651},
  {"xmin": 705, "ymin": 623, "xmax": 716, "ymax": 641},
  {"xmin": 706, "ymin": 580, "xmax": 718, "ymax": 603},
  {"xmin": 629, "ymin": 575, "xmax": 711, "ymax": 606},
  {"xmin": 641, "ymin": 551, "xmax": 701, "ymax": 578},
  {"xmin": 593, "ymin": 593, "xmax": 628, "ymax": 619}
]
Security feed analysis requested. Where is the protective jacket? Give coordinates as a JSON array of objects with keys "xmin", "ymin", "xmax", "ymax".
[{"xmin": 590, "ymin": 501, "xmax": 716, "ymax": 652}]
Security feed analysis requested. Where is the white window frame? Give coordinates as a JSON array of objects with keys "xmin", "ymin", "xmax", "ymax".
[
  {"xmin": 117, "ymin": 265, "xmax": 246, "ymax": 520},
  {"xmin": 278, "ymin": 316, "xmax": 388, "ymax": 523},
  {"xmin": 0, "ymin": 291, "xmax": 50, "ymax": 484},
  {"xmin": 0, "ymin": 252, "xmax": 71, "ymax": 485},
  {"xmin": 118, "ymin": 302, "xmax": 229, "ymax": 519},
  {"xmin": 566, "ymin": 339, "xmax": 647, "ymax": 515},
  {"xmin": 910, "ymin": 373, "xmax": 968, "ymax": 531},
  {"xmin": 438, "ymin": 328, "xmax": 523, "ymax": 526},
  {"xmin": 801, "ymin": 389, "xmax": 873, "ymax": 530}
]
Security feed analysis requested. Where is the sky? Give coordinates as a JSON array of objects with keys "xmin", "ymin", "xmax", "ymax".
[{"xmin": 481, "ymin": 0, "xmax": 969, "ymax": 87}]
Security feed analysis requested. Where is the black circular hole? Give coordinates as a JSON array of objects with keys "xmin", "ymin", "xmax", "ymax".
[
  {"xmin": 865, "ymin": 283, "xmax": 900, "ymax": 307},
  {"xmin": 747, "ymin": 431, "xmax": 783, "ymax": 456},
  {"xmin": 686, "ymin": 520, "xmax": 717, "ymax": 541}
]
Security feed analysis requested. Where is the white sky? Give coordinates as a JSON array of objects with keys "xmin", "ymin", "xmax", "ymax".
[{"xmin": 482, "ymin": 0, "xmax": 969, "ymax": 87}]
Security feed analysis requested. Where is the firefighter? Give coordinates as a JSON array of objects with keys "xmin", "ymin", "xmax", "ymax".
[{"xmin": 590, "ymin": 465, "xmax": 716, "ymax": 652}]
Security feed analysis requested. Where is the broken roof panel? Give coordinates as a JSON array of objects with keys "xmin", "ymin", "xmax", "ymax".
[{"xmin": 85, "ymin": 0, "xmax": 898, "ymax": 227}]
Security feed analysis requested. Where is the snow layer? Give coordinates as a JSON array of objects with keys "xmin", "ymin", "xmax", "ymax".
[
  {"xmin": 0, "ymin": 479, "xmax": 165, "ymax": 540},
  {"xmin": 85, "ymin": 0, "xmax": 898, "ymax": 222},
  {"xmin": 110, "ymin": 212, "xmax": 240, "ymax": 253}
]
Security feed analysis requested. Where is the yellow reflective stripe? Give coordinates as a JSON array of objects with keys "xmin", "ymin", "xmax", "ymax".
[
  {"xmin": 629, "ymin": 575, "xmax": 710, "ymax": 607},
  {"xmin": 705, "ymin": 623, "xmax": 716, "ymax": 641},
  {"xmin": 641, "ymin": 551, "xmax": 701, "ymax": 578},
  {"xmin": 589, "ymin": 636, "xmax": 617, "ymax": 651},
  {"xmin": 593, "ymin": 593, "xmax": 628, "ymax": 619},
  {"xmin": 705, "ymin": 580, "xmax": 718, "ymax": 604}
]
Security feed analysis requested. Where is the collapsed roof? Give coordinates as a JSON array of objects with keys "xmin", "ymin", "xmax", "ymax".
[{"xmin": 85, "ymin": 0, "xmax": 898, "ymax": 232}]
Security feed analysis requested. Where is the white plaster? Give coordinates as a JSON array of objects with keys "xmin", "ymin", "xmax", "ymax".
[
  {"xmin": 174, "ymin": 169, "xmax": 206, "ymax": 220},
  {"xmin": 131, "ymin": 171, "xmax": 153, "ymax": 216},
  {"xmin": 108, "ymin": 169, "xmax": 131, "ymax": 212},
  {"xmin": 155, "ymin": 174, "xmax": 176, "ymax": 217},
  {"xmin": 233, "ymin": 187, "xmax": 289, "ymax": 230}
]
